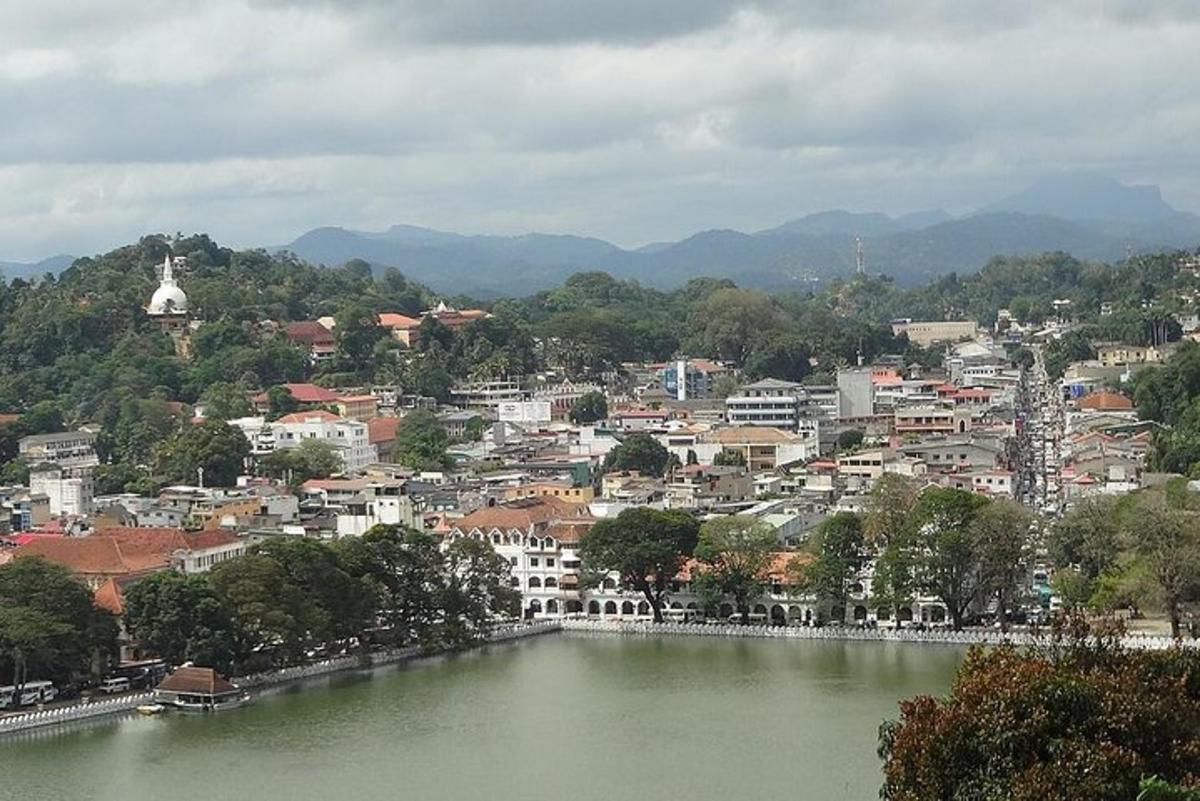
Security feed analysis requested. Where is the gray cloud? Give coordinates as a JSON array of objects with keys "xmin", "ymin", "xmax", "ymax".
[{"xmin": 0, "ymin": 1, "xmax": 1198, "ymax": 260}]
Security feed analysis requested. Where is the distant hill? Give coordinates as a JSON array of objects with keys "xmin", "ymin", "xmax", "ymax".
[
  {"xmin": 0, "ymin": 254, "xmax": 76, "ymax": 280},
  {"xmin": 278, "ymin": 202, "xmax": 1200, "ymax": 296},
  {"xmin": 982, "ymin": 173, "xmax": 1178, "ymax": 222},
  {"xmin": 7, "ymin": 175, "xmax": 1199, "ymax": 295}
]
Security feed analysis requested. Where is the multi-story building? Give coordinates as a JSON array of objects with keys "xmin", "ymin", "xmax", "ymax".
[
  {"xmin": 890, "ymin": 319, "xmax": 979, "ymax": 347},
  {"xmin": 894, "ymin": 406, "xmax": 973, "ymax": 436},
  {"xmin": 657, "ymin": 359, "xmax": 732, "ymax": 400},
  {"xmin": 449, "ymin": 379, "xmax": 525, "ymax": 411},
  {"xmin": 696, "ymin": 426, "xmax": 819, "ymax": 472},
  {"xmin": 18, "ymin": 431, "xmax": 99, "ymax": 468},
  {"xmin": 301, "ymin": 477, "xmax": 420, "ymax": 536},
  {"xmin": 445, "ymin": 497, "xmax": 594, "ymax": 618},
  {"xmin": 725, "ymin": 379, "xmax": 804, "ymax": 429},
  {"xmin": 836, "ymin": 369, "xmax": 875, "ymax": 419},
  {"xmin": 270, "ymin": 411, "xmax": 376, "ymax": 474}
]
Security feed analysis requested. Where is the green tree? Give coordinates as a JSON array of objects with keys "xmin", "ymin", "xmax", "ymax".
[
  {"xmin": 336, "ymin": 525, "xmax": 444, "ymax": 648},
  {"xmin": 568, "ymin": 391, "xmax": 608, "ymax": 424},
  {"xmin": 579, "ymin": 508, "xmax": 700, "ymax": 622},
  {"xmin": 207, "ymin": 554, "xmax": 322, "ymax": 669},
  {"xmin": 1125, "ymin": 493, "xmax": 1200, "ymax": 638},
  {"xmin": 796, "ymin": 512, "xmax": 866, "ymax": 623},
  {"xmin": 693, "ymin": 516, "xmax": 778, "ymax": 623},
  {"xmin": 123, "ymin": 571, "xmax": 237, "ymax": 672},
  {"xmin": 1047, "ymin": 496, "xmax": 1122, "ymax": 607},
  {"xmin": 260, "ymin": 439, "xmax": 344, "ymax": 483},
  {"xmin": 743, "ymin": 333, "xmax": 813, "ymax": 382},
  {"xmin": 439, "ymin": 538, "xmax": 520, "ymax": 647},
  {"xmin": 880, "ymin": 626, "xmax": 1200, "ymax": 800},
  {"xmin": 198, "ymin": 381, "xmax": 252, "ymax": 420},
  {"xmin": 0, "ymin": 557, "xmax": 118, "ymax": 691},
  {"xmin": 603, "ymin": 433, "xmax": 670, "ymax": 477},
  {"xmin": 836, "ymin": 428, "xmax": 865, "ymax": 452},
  {"xmin": 909, "ymin": 488, "xmax": 990, "ymax": 630},
  {"xmin": 252, "ymin": 538, "xmax": 376, "ymax": 649},
  {"xmin": 972, "ymin": 499, "xmax": 1032, "ymax": 632},
  {"xmin": 334, "ymin": 302, "xmax": 385, "ymax": 371},
  {"xmin": 156, "ymin": 419, "xmax": 251, "ymax": 487},
  {"xmin": 866, "ymin": 475, "xmax": 922, "ymax": 626},
  {"xmin": 265, "ymin": 385, "xmax": 300, "ymax": 417},
  {"xmin": 393, "ymin": 410, "xmax": 450, "ymax": 471}
]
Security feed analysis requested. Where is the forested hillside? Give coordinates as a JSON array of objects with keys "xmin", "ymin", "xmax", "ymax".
[{"xmin": 1, "ymin": 234, "xmax": 1197, "ymax": 495}]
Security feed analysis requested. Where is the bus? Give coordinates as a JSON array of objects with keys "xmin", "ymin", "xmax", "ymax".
[{"xmin": 0, "ymin": 681, "xmax": 57, "ymax": 709}]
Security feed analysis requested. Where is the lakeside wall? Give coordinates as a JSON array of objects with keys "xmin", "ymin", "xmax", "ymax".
[
  {"xmin": 559, "ymin": 618, "xmax": 1189, "ymax": 650},
  {"xmin": 0, "ymin": 622, "xmax": 561, "ymax": 737}
]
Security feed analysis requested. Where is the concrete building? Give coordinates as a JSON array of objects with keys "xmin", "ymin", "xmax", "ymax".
[
  {"xmin": 658, "ymin": 359, "xmax": 731, "ymax": 400},
  {"xmin": 268, "ymin": 411, "xmax": 375, "ymax": 474},
  {"xmin": 894, "ymin": 406, "xmax": 973, "ymax": 436},
  {"xmin": 29, "ymin": 467, "xmax": 94, "ymax": 517},
  {"xmin": 725, "ymin": 379, "xmax": 804, "ymax": 429},
  {"xmin": 836, "ymin": 369, "xmax": 875, "ymax": 419},
  {"xmin": 891, "ymin": 319, "xmax": 979, "ymax": 347},
  {"xmin": 449, "ymin": 379, "xmax": 525, "ymax": 411},
  {"xmin": 696, "ymin": 426, "xmax": 818, "ymax": 472}
]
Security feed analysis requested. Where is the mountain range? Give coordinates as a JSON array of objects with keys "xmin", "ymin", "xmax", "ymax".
[
  {"xmin": 4, "ymin": 175, "xmax": 1198, "ymax": 295},
  {"xmin": 277, "ymin": 175, "xmax": 1200, "ymax": 296}
]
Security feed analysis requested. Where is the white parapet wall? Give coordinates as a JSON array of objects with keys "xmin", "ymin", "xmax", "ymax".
[{"xmin": 559, "ymin": 618, "xmax": 1189, "ymax": 650}]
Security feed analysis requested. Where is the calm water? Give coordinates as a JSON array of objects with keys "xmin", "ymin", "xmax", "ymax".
[{"xmin": 1, "ymin": 634, "xmax": 962, "ymax": 801}]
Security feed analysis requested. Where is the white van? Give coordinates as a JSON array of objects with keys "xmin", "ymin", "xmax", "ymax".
[{"xmin": 99, "ymin": 677, "xmax": 131, "ymax": 695}]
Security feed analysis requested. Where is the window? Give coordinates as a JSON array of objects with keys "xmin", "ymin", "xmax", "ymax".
[
  {"xmin": 546, "ymin": 558, "xmax": 555, "ymax": 567},
  {"xmin": 530, "ymin": 557, "xmax": 539, "ymax": 567},
  {"xmin": 509, "ymin": 557, "xmax": 518, "ymax": 566}
]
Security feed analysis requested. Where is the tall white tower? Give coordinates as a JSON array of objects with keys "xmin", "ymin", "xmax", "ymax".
[{"xmin": 855, "ymin": 237, "xmax": 865, "ymax": 276}]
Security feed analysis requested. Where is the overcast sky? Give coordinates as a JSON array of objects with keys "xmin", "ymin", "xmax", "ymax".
[{"xmin": 2, "ymin": 0, "xmax": 1199, "ymax": 260}]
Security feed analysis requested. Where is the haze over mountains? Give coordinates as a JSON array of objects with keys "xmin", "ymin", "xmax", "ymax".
[
  {"xmin": 4, "ymin": 175, "xmax": 1199, "ymax": 295},
  {"xmin": 278, "ymin": 174, "xmax": 1200, "ymax": 296}
]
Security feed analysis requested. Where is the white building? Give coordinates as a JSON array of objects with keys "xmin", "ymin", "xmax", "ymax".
[
  {"xmin": 268, "ymin": 411, "xmax": 376, "ymax": 474},
  {"xmin": 29, "ymin": 467, "xmax": 93, "ymax": 517},
  {"xmin": 301, "ymin": 477, "xmax": 419, "ymax": 537}
]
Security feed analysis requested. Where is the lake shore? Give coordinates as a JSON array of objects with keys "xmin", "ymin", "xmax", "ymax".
[{"xmin": 0, "ymin": 622, "xmax": 562, "ymax": 737}]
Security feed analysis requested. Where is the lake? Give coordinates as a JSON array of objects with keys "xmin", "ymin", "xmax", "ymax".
[{"xmin": 1, "ymin": 634, "xmax": 963, "ymax": 801}]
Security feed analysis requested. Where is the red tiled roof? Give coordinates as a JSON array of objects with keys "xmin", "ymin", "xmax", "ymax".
[
  {"xmin": 158, "ymin": 666, "xmax": 238, "ymax": 695},
  {"xmin": 453, "ymin": 497, "xmax": 585, "ymax": 533},
  {"xmin": 14, "ymin": 527, "xmax": 237, "ymax": 579},
  {"xmin": 366, "ymin": 416, "xmax": 399, "ymax": 445},
  {"xmin": 1077, "ymin": 391, "xmax": 1134, "ymax": 411},
  {"xmin": 275, "ymin": 410, "xmax": 341, "ymax": 424},
  {"xmin": 280, "ymin": 383, "xmax": 341, "ymax": 404},
  {"xmin": 286, "ymin": 321, "xmax": 335, "ymax": 345},
  {"xmin": 94, "ymin": 578, "xmax": 126, "ymax": 615},
  {"xmin": 378, "ymin": 312, "xmax": 421, "ymax": 329}
]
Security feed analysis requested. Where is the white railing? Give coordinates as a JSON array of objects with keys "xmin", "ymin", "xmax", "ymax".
[
  {"xmin": 559, "ymin": 619, "xmax": 1190, "ymax": 651},
  {"xmin": 0, "ymin": 692, "xmax": 156, "ymax": 735}
]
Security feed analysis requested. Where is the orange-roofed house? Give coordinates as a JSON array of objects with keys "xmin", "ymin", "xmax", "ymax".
[
  {"xmin": 447, "ymin": 497, "xmax": 591, "ymax": 619},
  {"xmin": 285, "ymin": 321, "xmax": 337, "ymax": 362},
  {"xmin": 252, "ymin": 382, "xmax": 341, "ymax": 412},
  {"xmin": 378, "ymin": 312, "xmax": 422, "ymax": 346},
  {"xmin": 10, "ymin": 527, "xmax": 245, "ymax": 588},
  {"xmin": 1077, "ymin": 391, "xmax": 1134, "ymax": 411}
]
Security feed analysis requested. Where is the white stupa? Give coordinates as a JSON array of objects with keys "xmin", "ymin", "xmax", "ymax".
[{"xmin": 147, "ymin": 255, "xmax": 188, "ymax": 316}]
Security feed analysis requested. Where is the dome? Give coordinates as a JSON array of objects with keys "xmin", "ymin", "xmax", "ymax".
[
  {"xmin": 147, "ymin": 254, "xmax": 188, "ymax": 315},
  {"xmin": 148, "ymin": 283, "xmax": 188, "ymax": 315}
]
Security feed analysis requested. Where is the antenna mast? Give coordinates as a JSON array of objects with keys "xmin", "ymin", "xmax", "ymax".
[{"xmin": 855, "ymin": 236, "xmax": 865, "ymax": 276}]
